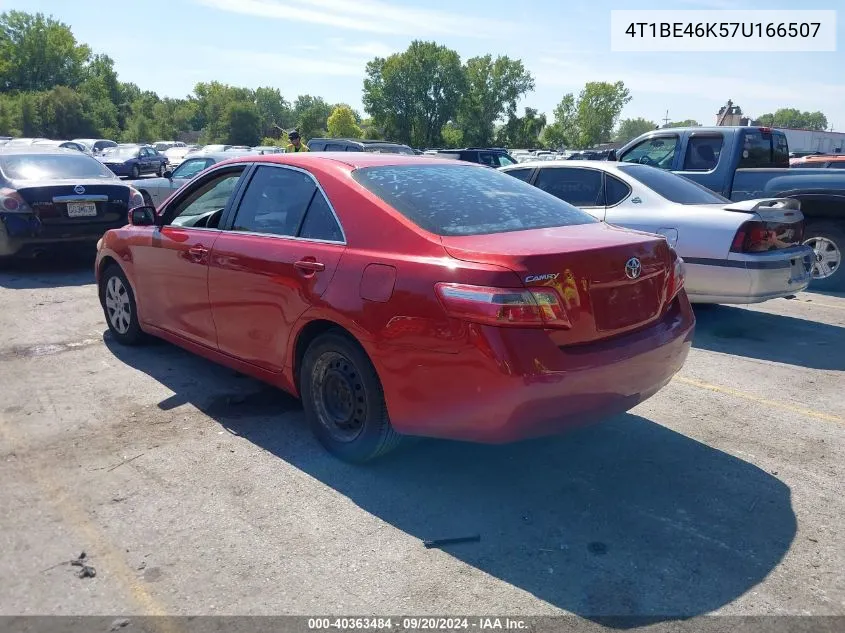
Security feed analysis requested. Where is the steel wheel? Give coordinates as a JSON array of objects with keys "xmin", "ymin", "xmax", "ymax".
[
  {"xmin": 311, "ymin": 351, "xmax": 367, "ymax": 443},
  {"xmin": 804, "ymin": 236, "xmax": 841, "ymax": 280},
  {"xmin": 105, "ymin": 275, "xmax": 132, "ymax": 334}
]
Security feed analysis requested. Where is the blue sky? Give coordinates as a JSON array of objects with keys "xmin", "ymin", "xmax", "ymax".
[{"xmin": 6, "ymin": 0, "xmax": 844, "ymax": 129}]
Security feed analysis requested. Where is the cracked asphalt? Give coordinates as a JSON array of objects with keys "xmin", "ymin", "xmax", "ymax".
[{"xmin": 0, "ymin": 252, "xmax": 843, "ymax": 626}]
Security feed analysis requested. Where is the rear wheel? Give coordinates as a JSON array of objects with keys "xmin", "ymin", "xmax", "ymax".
[
  {"xmin": 100, "ymin": 264, "xmax": 146, "ymax": 345},
  {"xmin": 131, "ymin": 164, "xmax": 140, "ymax": 179},
  {"xmin": 300, "ymin": 331, "xmax": 403, "ymax": 463},
  {"xmin": 803, "ymin": 222, "xmax": 844, "ymax": 292}
]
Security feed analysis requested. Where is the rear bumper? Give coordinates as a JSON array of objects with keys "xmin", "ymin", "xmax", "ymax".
[
  {"xmin": 684, "ymin": 247, "xmax": 813, "ymax": 304},
  {"xmin": 371, "ymin": 294, "xmax": 695, "ymax": 443},
  {"xmin": 0, "ymin": 212, "xmax": 124, "ymax": 257}
]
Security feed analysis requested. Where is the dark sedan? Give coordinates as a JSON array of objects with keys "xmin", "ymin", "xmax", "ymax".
[
  {"xmin": 98, "ymin": 145, "xmax": 168, "ymax": 179},
  {"xmin": 0, "ymin": 147, "xmax": 144, "ymax": 258}
]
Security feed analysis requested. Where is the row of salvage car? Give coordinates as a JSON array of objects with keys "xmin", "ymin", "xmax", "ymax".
[{"xmin": 0, "ymin": 143, "xmax": 821, "ymax": 463}]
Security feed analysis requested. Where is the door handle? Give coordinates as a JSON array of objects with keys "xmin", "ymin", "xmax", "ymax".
[
  {"xmin": 294, "ymin": 259, "xmax": 326, "ymax": 273},
  {"xmin": 187, "ymin": 246, "xmax": 208, "ymax": 262}
]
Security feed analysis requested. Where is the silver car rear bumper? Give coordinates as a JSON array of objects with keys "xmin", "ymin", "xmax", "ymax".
[{"xmin": 683, "ymin": 246, "xmax": 813, "ymax": 304}]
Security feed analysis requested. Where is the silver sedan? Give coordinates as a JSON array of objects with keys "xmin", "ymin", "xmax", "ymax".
[
  {"xmin": 126, "ymin": 150, "xmax": 252, "ymax": 208},
  {"xmin": 500, "ymin": 161, "xmax": 814, "ymax": 304}
]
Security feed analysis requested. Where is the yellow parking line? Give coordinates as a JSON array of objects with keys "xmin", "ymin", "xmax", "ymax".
[
  {"xmin": 675, "ymin": 376, "xmax": 844, "ymax": 425},
  {"xmin": 0, "ymin": 416, "xmax": 178, "ymax": 624}
]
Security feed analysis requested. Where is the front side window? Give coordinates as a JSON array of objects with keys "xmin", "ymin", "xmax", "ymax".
[
  {"xmin": 351, "ymin": 164, "xmax": 598, "ymax": 236},
  {"xmin": 534, "ymin": 167, "xmax": 604, "ymax": 207},
  {"xmin": 497, "ymin": 154, "xmax": 516, "ymax": 167},
  {"xmin": 619, "ymin": 136, "xmax": 679, "ymax": 170},
  {"xmin": 172, "ymin": 158, "xmax": 212, "ymax": 180},
  {"xmin": 169, "ymin": 168, "xmax": 246, "ymax": 224}
]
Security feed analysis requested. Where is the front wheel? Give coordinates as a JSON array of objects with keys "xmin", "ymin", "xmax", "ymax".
[
  {"xmin": 300, "ymin": 331, "xmax": 404, "ymax": 463},
  {"xmin": 157, "ymin": 162, "xmax": 165, "ymax": 177},
  {"xmin": 131, "ymin": 164, "xmax": 140, "ymax": 179},
  {"xmin": 100, "ymin": 264, "xmax": 146, "ymax": 345},
  {"xmin": 803, "ymin": 222, "xmax": 844, "ymax": 292}
]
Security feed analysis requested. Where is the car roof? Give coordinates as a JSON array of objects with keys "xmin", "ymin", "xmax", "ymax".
[{"xmin": 214, "ymin": 152, "xmax": 477, "ymax": 170}]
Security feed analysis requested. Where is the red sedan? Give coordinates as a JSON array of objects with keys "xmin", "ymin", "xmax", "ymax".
[{"xmin": 96, "ymin": 154, "xmax": 694, "ymax": 462}]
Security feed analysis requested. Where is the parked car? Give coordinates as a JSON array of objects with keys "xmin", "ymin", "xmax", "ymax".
[
  {"xmin": 307, "ymin": 138, "xmax": 415, "ymax": 154},
  {"xmin": 251, "ymin": 146, "xmax": 284, "ymax": 155},
  {"xmin": 202, "ymin": 144, "xmax": 233, "ymax": 152},
  {"xmin": 96, "ymin": 154, "xmax": 693, "ymax": 462},
  {"xmin": 431, "ymin": 148, "xmax": 517, "ymax": 167},
  {"xmin": 501, "ymin": 161, "xmax": 813, "ymax": 304},
  {"xmin": 615, "ymin": 126, "xmax": 845, "ymax": 290},
  {"xmin": 153, "ymin": 141, "xmax": 186, "ymax": 153},
  {"xmin": 127, "ymin": 150, "xmax": 254, "ymax": 208},
  {"xmin": 72, "ymin": 138, "xmax": 118, "ymax": 155},
  {"xmin": 163, "ymin": 146, "xmax": 192, "ymax": 168},
  {"xmin": 31, "ymin": 139, "xmax": 92, "ymax": 154},
  {"xmin": 4, "ymin": 138, "xmax": 49, "ymax": 146},
  {"xmin": 790, "ymin": 154, "xmax": 845, "ymax": 169},
  {"xmin": 0, "ymin": 147, "xmax": 144, "ymax": 259},
  {"xmin": 98, "ymin": 144, "xmax": 168, "ymax": 178}
]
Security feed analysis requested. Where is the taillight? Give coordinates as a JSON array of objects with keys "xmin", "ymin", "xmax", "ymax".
[
  {"xmin": 666, "ymin": 249, "xmax": 685, "ymax": 301},
  {"xmin": 0, "ymin": 187, "xmax": 32, "ymax": 213},
  {"xmin": 730, "ymin": 220, "xmax": 776, "ymax": 253},
  {"xmin": 128, "ymin": 187, "xmax": 144, "ymax": 211},
  {"xmin": 435, "ymin": 283, "xmax": 571, "ymax": 328}
]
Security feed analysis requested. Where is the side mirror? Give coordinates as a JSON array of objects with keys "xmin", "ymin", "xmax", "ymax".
[
  {"xmin": 163, "ymin": 169, "xmax": 173, "ymax": 179},
  {"xmin": 606, "ymin": 150, "xmax": 617, "ymax": 161},
  {"xmin": 129, "ymin": 206, "xmax": 157, "ymax": 226}
]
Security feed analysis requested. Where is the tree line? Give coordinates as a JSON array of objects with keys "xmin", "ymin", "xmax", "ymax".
[{"xmin": 0, "ymin": 11, "xmax": 831, "ymax": 150}]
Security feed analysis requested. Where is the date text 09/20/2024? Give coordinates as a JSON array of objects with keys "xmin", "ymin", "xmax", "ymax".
[{"xmin": 307, "ymin": 617, "xmax": 528, "ymax": 630}]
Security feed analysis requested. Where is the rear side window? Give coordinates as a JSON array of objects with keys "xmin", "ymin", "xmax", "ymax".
[
  {"xmin": 299, "ymin": 194, "xmax": 344, "ymax": 242},
  {"xmin": 683, "ymin": 136, "xmax": 723, "ymax": 171},
  {"xmin": 605, "ymin": 174, "xmax": 631, "ymax": 205},
  {"xmin": 232, "ymin": 166, "xmax": 317, "ymax": 236},
  {"xmin": 740, "ymin": 130, "xmax": 778, "ymax": 168},
  {"xmin": 309, "ymin": 141, "xmax": 326, "ymax": 151},
  {"xmin": 773, "ymin": 133, "xmax": 789, "ymax": 167},
  {"xmin": 0, "ymin": 153, "xmax": 116, "ymax": 180},
  {"xmin": 534, "ymin": 168, "xmax": 604, "ymax": 207},
  {"xmin": 619, "ymin": 164, "xmax": 730, "ymax": 205},
  {"xmin": 351, "ymin": 164, "xmax": 598, "ymax": 236}
]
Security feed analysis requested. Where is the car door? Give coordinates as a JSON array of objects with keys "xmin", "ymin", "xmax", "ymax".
[
  {"xmin": 532, "ymin": 167, "xmax": 607, "ymax": 220},
  {"xmin": 208, "ymin": 164, "xmax": 346, "ymax": 373},
  {"xmin": 132, "ymin": 164, "xmax": 249, "ymax": 348}
]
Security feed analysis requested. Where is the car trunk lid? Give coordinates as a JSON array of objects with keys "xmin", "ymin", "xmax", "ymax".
[
  {"xmin": 720, "ymin": 197, "xmax": 805, "ymax": 248},
  {"xmin": 441, "ymin": 223, "xmax": 674, "ymax": 345}
]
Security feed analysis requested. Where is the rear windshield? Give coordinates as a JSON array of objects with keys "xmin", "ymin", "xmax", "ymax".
[
  {"xmin": 107, "ymin": 147, "xmax": 141, "ymax": 159},
  {"xmin": 351, "ymin": 164, "xmax": 598, "ymax": 236},
  {"xmin": 0, "ymin": 153, "xmax": 116, "ymax": 181},
  {"xmin": 618, "ymin": 164, "xmax": 729, "ymax": 205}
]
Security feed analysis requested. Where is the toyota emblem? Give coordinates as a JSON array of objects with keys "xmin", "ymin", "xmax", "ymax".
[
  {"xmin": 73, "ymin": 185, "xmax": 85, "ymax": 195},
  {"xmin": 625, "ymin": 257, "xmax": 642, "ymax": 280}
]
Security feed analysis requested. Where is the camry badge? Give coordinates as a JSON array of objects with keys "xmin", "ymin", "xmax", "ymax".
[
  {"xmin": 625, "ymin": 257, "xmax": 642, "ymax": 280},
  {"xmin": 73, "ymin": 185, "xmax": 85, "ymax": 195},
  {"xmin": 525, "ymin": 273, "xmax": 560, "ymax": 283}
]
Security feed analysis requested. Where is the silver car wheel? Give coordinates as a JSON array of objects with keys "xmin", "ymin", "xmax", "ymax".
[
  {"xmin": 804, "ymin": 236, "xmax": 841, "ymax": 280},
  {"xmin": 105, "ymin": 276, "xmax": 132, "ymax": 334}
]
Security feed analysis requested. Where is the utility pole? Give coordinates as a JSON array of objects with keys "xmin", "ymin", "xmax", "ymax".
[{"xmin": 662, "ymin": 110, "xmax": 670, "ymax": 127}]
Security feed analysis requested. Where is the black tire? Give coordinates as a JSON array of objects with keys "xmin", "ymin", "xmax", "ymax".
[
  {"xmin": 131, "ymin": 164, "xmax": 140, "ymax": 179},
  {"xmin": 300, "ymin": 330, "xmax": 403, "ymax": 463},
  {"xmin": 99, "ymin": 264, "xmax": 146, "ymax": 345},
  {"xmin": 803, "ymin": 222, "xmax": 845, "ymax": 292},
  {"xmin": 157, "ymin": 162, "xmax": 165, "ymax": 177}
]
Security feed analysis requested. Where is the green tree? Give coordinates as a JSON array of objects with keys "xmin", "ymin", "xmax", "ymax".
[
  {"xmin": 224, "ymin": 101, "xmax": 261, "ymax": 146},
  {"xmin": 666, "ymin": 119, "xmax": 701, "ymax": 128},
  {"xmin": 615, "ymin": 117, "xmax": 658, "ymax": 143},
  {"xmin": 255, "ymin": 86, "xmax": 293, "ymax": 135},
  {"xmin": 36, "ymin": 86, "xmax": 95, "ymax": 138},
  {"xmin": 363, "ymin": 40, "xmax": 465, "ymax": 147},
  {"xmin": 292, "ymin": 95, "xmax": 332, "ymax": 140},
  {"xmin": 543, "ymin": 94, "xmax": 576, "ymax": 149},
  {"xmin": 440, "ymin": 121, "xmax": 463, "ymax": 148},
  {"xmin": 327, "ymin": 105, "xmax": 363, "ymax": 138},
  {"xmin": 757, "ymin": 108, "xmax": 828, "ymax": 131},
  {"xmin": 456, "ymin": 54, "xmax": 534, "ymax": 147},
  {"xmin": 496, "ymin": 107, "xmax": 546, "ymax": 148},
  {"xmin": 0, "ymin": 11, "xmax": 91, "ymax": 91},
  {"xmin": 575, "ymin": 81, "xmax": 631, "ymax": 148}
]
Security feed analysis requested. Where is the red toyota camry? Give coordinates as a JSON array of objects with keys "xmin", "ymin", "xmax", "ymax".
[{"xmin": 96, "ymin": 153, "xmax": 694, "ymax": 462}]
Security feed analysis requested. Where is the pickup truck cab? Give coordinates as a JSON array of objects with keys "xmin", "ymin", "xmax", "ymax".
[{"xmin": 616, "ymin": 126, "xmax": 845, "ymax": 291}]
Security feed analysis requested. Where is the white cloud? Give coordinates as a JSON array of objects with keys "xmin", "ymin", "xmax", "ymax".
[
  {"xmin": 192, "ymin": 0, "xmax": 512, "ymax": 38},
  {"xmin": 205, "ymin": 47, "xmax": 365, "ymax": 77}
]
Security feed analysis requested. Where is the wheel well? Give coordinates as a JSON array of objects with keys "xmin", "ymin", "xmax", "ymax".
[
  {"xmin": 97, "ymin": 256, "xmax": 119, "ymax": 299},
  {"xmin": 293, "ymin": 319, "xmax": 361, "ymax": 389},
  {"xmin": 787, "ymin": 196, "xmax": 844, "ymax": 222}
]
